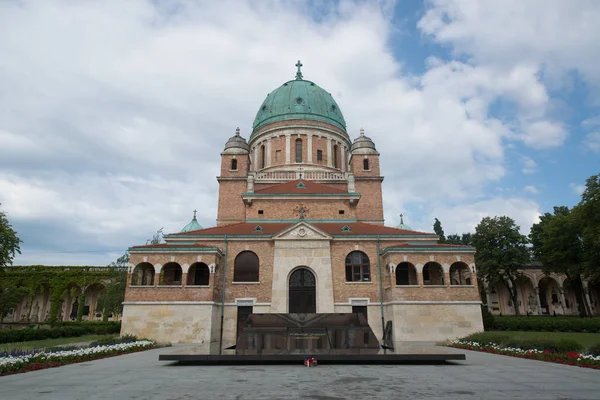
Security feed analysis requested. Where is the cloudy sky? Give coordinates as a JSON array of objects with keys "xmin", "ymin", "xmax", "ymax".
[{"xmin": 1, "ymin": 0, "xmax": 599, "ymax": 266}]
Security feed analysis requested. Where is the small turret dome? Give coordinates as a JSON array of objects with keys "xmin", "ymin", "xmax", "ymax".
[
  {"xmin": 181, "ymin": 210, "xmax": 202, "ymax": 232},
  {"xmin": 351, "ymin": 128, "xmax": 379, "ymax": 155},
  {"xmin": 251, "ymin": 61, "xmax": 347, "ymax": 137},
  {"xmin": 397, "ymin": 214, "xmax": 412, "ymax": 231},
  {"xmin": 223, "ymin": 127, "xmax": 249, "ymax": 154}
]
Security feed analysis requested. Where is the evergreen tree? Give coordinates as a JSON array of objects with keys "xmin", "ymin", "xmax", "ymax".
[{"xmin": 433, "ymin": 218, "xmax": 446, "ymax": 243}]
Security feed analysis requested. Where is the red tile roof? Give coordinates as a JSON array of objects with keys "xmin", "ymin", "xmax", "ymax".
[
  {"xmin": 130, "ymin": 243, "xmax": 222, "ymax": 250},
  {"xmin": 313, "ymin": 222, "xmax": 432, "ymax": 236},
  {"xmin": 254, "ymin": 180, "xmax": 349, "ymax": 195},
  {"xmin": 176, "ymin": 222, "xmax": 431, "ymax": 236},
  {"xmin": 383, "ymin": 243, "xmax": 472, "ymax": 251}
]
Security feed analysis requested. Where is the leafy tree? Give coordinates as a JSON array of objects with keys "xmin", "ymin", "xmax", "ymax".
[
  {"xmin": 446, "ymin": 233, "xmax": 473, "ymax": 245},
  {"xmin": 0, "ymin": 207, "xmax": 25, "ymax": 324},
  {"xmin": 433, "ymin": 218, "xmax": 446, "ymax": 243},
  {"xmin": 530, "ymin": 206, "xmax": 591, "ymax": 316},
  {"xmin": 146, "ymin": 228, "xmax": 164, "ymax": 245},
  {"xmin": 473, "ymin": 216, "xmax": 530, "ymax": 316},
  {"xmin": 0, "ymin": 206, "xmax": 21, "ymax": 268},
  {"xmin": 97, "ymin": 252, "xmax": 129, "ymax": 321},
  {"xmin": 574, "ymin": 173, "xmax": 600, "ymax": 282}
]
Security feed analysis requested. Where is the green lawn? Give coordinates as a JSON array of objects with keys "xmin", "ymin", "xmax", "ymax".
[
  {"xmin": 0, "ymin": 334, "xmax": 115, "ymax": 352},
  {"xmin": 472, "ymin": 331, "xmax": 600, "ymax": 349}
]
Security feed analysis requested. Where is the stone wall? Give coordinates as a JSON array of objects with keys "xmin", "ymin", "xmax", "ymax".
[{"xmin": 389, "ymin": 302, "xmax": 483, "ymax": 342}]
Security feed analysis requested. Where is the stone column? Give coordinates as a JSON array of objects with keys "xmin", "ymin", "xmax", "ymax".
[
  {"xmin": 341, "ymin": 145, "xmax": 347, "ymax": 172},
  {"xmin": 253, "ymin": 147, "xmax": 258, "ymax": 171},
  {"xmin": 266, "ymin": 139, "xmax": 272, "ymax": 167},
  {"xmin": 307, "ymin": 134, "xmax": 313, "ymax": 163},
  {"xmin": 484, "ymin": 287, "xmax": 493, "ymax": 312},
  {"xmin": 416, "ymin": 265, "xmax": 424, "ymax": 287},
  {"xmin": 246, "ymin": 174, "xmax": 255, "ymax": 193},
  {"xmin": 535, "ymin": 287, "xmax": 543, "ymax": 315},
  {"xmin": 326, "ymin": 138, "xmax": 332, "ymax": 167},
  {"xmin": 583, "ymin": 280, "xmax": 593, "ymax": 315},
  {"xmin": 559, "ymin": 289, "xmax": 567, "ymax": 315}
]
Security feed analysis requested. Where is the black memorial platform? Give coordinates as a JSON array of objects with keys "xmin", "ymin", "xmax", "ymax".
[{"xmin": 158, "ymin": 313, "xmax": 466, "ymax": 365}]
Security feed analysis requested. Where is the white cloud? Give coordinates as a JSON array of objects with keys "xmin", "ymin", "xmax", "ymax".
[
  {"xmin": 583, "ymin": 132, "xmax": 600, "ymax": 153},
  {"xmin": 570, "ymin": 182, "xmax": 585, "ymax": 195},
  {"xmin": 418, "ymin": 0, "xmax": 600, "ymax": 89},
  {"xmin": 581, "ymin": 116, "xmax": 600, "ymax": 128},
  {"xmin": 521, "ymin": 156, "xmax": 537, "ymax": 174},
  {"xmin": 523, "ymin": 186, "xmax": 539, "ymax": 194},
  {"xmin": 424, "ymin": 197, "xmax": 541, "ymax": 236},
  {"xmin": 0, "ymin": 1, "xmax": 587, "ymax": 264}
]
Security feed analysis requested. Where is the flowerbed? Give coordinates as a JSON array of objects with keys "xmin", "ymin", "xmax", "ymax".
[
  {"xmin": 0, "ymin": 340, "xmax": 154, "ymax": 376},
  {"xmin": 451, "ymin": 340, "xmax": 600, "ymax": 369}
]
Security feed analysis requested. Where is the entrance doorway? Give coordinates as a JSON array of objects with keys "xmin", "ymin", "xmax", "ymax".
[{"xmin": 289, "ymin": 268, "xmax": 316, "ymax": 313}]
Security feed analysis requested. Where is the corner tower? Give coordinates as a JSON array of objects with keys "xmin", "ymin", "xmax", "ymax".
[
  {"xmin": 217, "ymin": 128, "xmax": 250, "ymax": 225},
  {"xmin": 350, "ymin": 129, "xmax": 384, "ymax": 224}
]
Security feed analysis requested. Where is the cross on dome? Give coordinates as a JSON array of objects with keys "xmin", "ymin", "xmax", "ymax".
[
  {"xmin": 193, "ymin": 209, "xmax": 197, "ymax": 220},
  {"xmin": 295, "ymin": 60, "xmax": 303, "ymax": 80},
  {"xmin": 360, "ymin": 128, "xmax": 365, "ymax": 136},
  {"xmin": 235, "ymin": 127, "xmax": 240, "ymax": 136},
  {"xmin": 400, "ymin": 213, "xmax": 404, "ymax": 224}
]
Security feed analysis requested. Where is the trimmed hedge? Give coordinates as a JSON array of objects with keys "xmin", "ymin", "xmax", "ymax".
[
  {"xmin": 487, "ymin": 316, "xmax": 600, "ymax": 333},
  {"xmin": 462, "ymin": 332, "xmax": 594, "ymax": 354},
  {"xmin": 0, "ymin": 322, "xmax": 120, "ymax": 344}
]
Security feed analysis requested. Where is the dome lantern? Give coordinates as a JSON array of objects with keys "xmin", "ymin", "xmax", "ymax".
[
  {"xmin": 223, "ymin": 127, "xmax": 249, "ymax": 154},
  {"xmin": 351, "ymin": 128, "xmax": 379, "ymax": 155},
  {"xmin": 181, "ymin": 210, "xmax": 202, "ymax": 233}
]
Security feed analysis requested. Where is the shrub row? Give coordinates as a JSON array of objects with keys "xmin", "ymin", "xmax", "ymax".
[
  {"xmin": 462, "ymin": 332, "xmax": 596, "ymax": 354},
  {"xmin": 0, "ymin": 322, "xmax": 121, "ymax": 344},
  {"xmin": 486, "ymin": 315, "xmax": 600, "ymax": 333}
]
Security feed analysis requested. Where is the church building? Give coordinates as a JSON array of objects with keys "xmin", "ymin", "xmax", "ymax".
[{"xmin": 121, "ymin": 62, "xmax": 483, "ymax": 351}]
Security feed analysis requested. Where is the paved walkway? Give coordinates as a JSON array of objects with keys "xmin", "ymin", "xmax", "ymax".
[{"xmin": 1, "ymin": 345, "xmax": 599, "ymax": 399}]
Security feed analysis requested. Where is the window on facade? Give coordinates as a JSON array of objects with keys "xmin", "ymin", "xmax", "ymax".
[
  {"xmin": 449, "ymin": 262, "xmax": 471, "ymax": 285},
  {"xmin": 260, "ymin": 145, "xmax": 266, "ymax": 169},
  {"xmin": 187, "ymin": 262, "xmax": 210, "ymax": 286},
  {"xmin": 160, "ymin": 262, "xmax": 182, "ymax": 285},
  {"xmin": 258, "ymin": 210, "xmax": 264, "ymax": 215},
  {"xmin": 233, "ymin": 251, "xmax": 259, "ymax": 282},
  {"xmin": 317, "ymin": 149, "xmax": 323, "ymax": 161},
  {"xmin": 295, "ymin": 139, "xmax": 302, "ymax": 163},
  {"xmin": 396, "ymin": 262, "xmax": 417, "ymax": 285},
  {"xmin": 333, "ymin": 145, "xmax": 339, "ymax": 168},
  {"xmin": 363, "ymin": 158, "xmax": 369, "ymax": 170},
  {"xmin": 339, "ymin": 210, "xmax": 345, "ymax": 215},
  {"xmin": 345, "ymin": 251, "xmax": 370, "ymax": 282},
  {"xmin": 131, "ymin": 262, "xmax": 155, "ymax": 286},
  {"xmin": 352, "ymin": 305, "xmax": 368, "ymax": 320},
  {"xmin": 422, "ymin": 262, "xmax": 444, "ymax": 285},
  {"xmin": 231, "ymin": 158, "xmax": 238, "ymax": 170}
]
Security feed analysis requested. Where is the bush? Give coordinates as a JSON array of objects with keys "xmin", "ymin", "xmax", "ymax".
[
  {"xmin": 586, "ymin": 343, "xmax": 600, "ymax": 356},
  {"xmin": 490, "ymin": 316, "xmax": 600, "ymax": 333},
  {"xmin": 481, "ymin": 306, "xmax": 495, "ymax": 331},
  {"xmin": 0, "ymin": 322, "xmax": 121, "ymax": 344}
]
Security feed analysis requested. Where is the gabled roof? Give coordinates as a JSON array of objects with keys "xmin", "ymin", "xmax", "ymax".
[
  {"xmin": 313, "ymin": 222, "xmax": 432, "ymax": 236},
  {"xmin": 171, "ymin": 221, "xmax": 432, "ymax": 237},
  {"xmin": 175, "ymin": 222, "xmax": 290, "ymax": 236},
  {"xmin": 254, "ymin": 180, "xmax": 349, "ymax": 195}
]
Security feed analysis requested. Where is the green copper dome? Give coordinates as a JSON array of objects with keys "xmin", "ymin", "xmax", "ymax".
[
  {"xmin": 252, "ymin": 61, "xmax": 347, "ymax": 135},
  {"xmin": 397, "ymin": 214, "xmax": 412, "ymax": 231},
  {"xmin": 181, "ymin": 211, "xmax": 202, "ymax": 232}
]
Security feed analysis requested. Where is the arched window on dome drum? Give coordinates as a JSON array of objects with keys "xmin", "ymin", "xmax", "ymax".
[
  {"xmin": 345, "ymin": 251, "xmax": 370, "ymax": 282},
  {"xmin": 233, "ymin": 251, "xmax": 259, "ymax": 282},
  {"xmin": 295, "ymin": 139, "xmax": 302, "ymax": 163},
  {"xmin": 231, "ymin": 158, "xmax": 238, "ymax": 171},
  {"xmin": 363, "ymin": 158, "xmax": 369, "ymax": 171},
  {"xmin": 333, "ymin": 145, "xmax": 339, "ymax": 168},
  {"xmin": 260, "ymin": 145, "xmax": 265, "ymax": 169}
]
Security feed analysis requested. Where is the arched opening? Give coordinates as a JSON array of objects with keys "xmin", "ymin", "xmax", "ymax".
[
  {"xmin": 289, "ymin": 268, "xmax": 316, "ymax": 313},
  {"xmin": 363, "ymin": 158, "xmax": 369, "ymax": 171},
  {"xmin": 538, "ymin": 277, "xmax": 561, "ymax": 315},
  {"xmin": 131, "ymin": 262, "xmax": 155, "ymax": 286},
  {"xmin": 187, "ymin": 262, "xmax": 210, "ymax": 286},
  {"xmin": 83, "ymin": 283, "xmax": 105, "ymax": 321},
  {"xmin": 260, "ymin": 145, "xmax": 265, "ymax": 169},
  {"xmin": 233, "ymin": 251, "xmax": 259, "ymax": 282},
  {"xmin": 231, "ymin": 158, "xmax": 238, "ymax": 170},
  {"xmin": 449, "ymin": 262, "xmax": 471, "ymax": 285},
  {"xmin": 160, "ymin": 262, "xmax": 182, "ymax": 285},
  {"xmin": 333, "ymin": 144, "xmax": 339, "ymax": 168},
  {"xmin": 295, "ymin": 138, "xmax": 302, "ymax": 163},
  {"xmin": 395, "ymin": 262, "xmax": 417, "ymax": 285},
  {"xmin": 422, "ymin": 262, "xmax": 444, "ymax": 285},
  {"xmin": 345, "ymin": 251, "xmax": 371, "ymax": 282}
]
